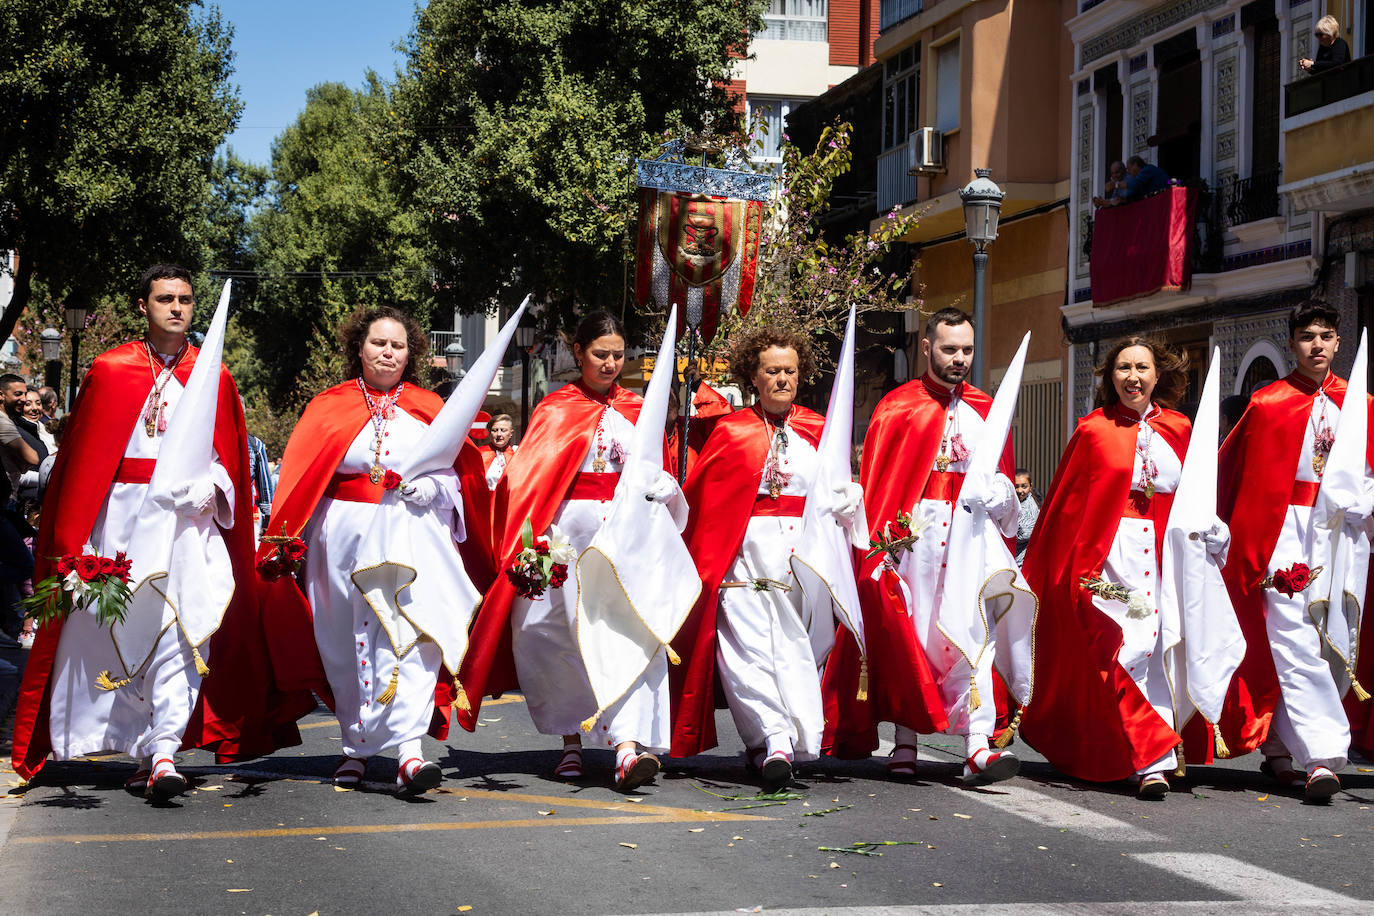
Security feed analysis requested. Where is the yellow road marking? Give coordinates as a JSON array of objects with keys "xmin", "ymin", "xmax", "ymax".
[{"xmin": 15, "ymin": 786, "xmax": 766, "ymax": 844}]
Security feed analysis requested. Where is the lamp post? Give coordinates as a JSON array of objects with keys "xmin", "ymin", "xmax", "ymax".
[
  {"xmin": 514, "ymin": 314, "xmax": 538, "ymax": 435},
  {"xmin": 63, "ymin": 301, "xmax": 90, "ymax": 411},
  {"xmin": 40, "ymin": 327, "xmax": 62, "ymax": 393},
  {"xmin": 958, "ymin": 168, "xmax": 1005, "ymax": 387},
  {"xmin": 445, "ymin": 338, "xmax": 465, "ymax": 382}
]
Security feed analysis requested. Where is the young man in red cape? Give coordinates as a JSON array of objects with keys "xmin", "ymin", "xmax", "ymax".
[
  {"xmin": 1217, "ymin": 301, "xmax": 1374, "ymax": 801},
  {"xmin": 257, "ymin": 380, "xmax": 484, "ymax": 743},
  {"xmin": 822, "ymin": 308, "xmax": 1020, "ymax": 784},
  {"xmin": 669, "ymin": 378, "xmax": 826, "ymax": 765},
  {"xmin": 12, "ymin": 265, "xmax": 313, "ymax": 793},
  {"xmin": 455, "ymin": 379, "xmax": 647, "ymax": 732}
]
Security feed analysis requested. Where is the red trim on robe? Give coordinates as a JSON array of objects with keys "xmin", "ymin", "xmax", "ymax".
[
  {"xmin": 12, "ymin": 342, "xmax": 315, "ymax": 780},
  {"xmin": 1018, "ymin": 405, "xmax": 1193, "ymax": 781},
  {"xmin": 670, "ymin": 406, "xmax": 825, "ymax": 757}
]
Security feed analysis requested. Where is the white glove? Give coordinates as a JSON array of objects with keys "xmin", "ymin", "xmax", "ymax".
[
  {"xmin": 398, "ymin": 476, "xmax": 440, "ymax": 508},
  {"xmin": 1194, "ymin": 519, "xmax": 1231, "ymax": 564},
  {"xmin": 645, "ymin": 469, "xmax": 679, "ymax": 504},
  {"xmin": 171, "ymin": 479, "xmax": 216, "ymax": 518},
  {"xmin": 830, "ymin": 480, "xmax": 863, "ymax": 525}
]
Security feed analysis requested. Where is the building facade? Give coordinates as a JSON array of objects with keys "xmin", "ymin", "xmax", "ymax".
[{"xmin": 1064, "ymin": 0, "xmax": 1373, "ymax": 433}]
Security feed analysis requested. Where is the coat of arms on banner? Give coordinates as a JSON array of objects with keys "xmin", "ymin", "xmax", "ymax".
[{"xmin": 634, "ymin": 140, "xmax": 771, "ymax": 345}]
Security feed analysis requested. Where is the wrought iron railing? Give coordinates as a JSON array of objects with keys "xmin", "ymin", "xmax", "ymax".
[
  {"xmin": 1215, "ymin": 168, "xmax": 1282, "ymax": 228},
  {"xmin": 1285, "ymin": 54, "xmax": 1374, "ymax": 118},
  {"xmin": 879, "ymin": 0, "xmax": 923, "ymax": 32}
]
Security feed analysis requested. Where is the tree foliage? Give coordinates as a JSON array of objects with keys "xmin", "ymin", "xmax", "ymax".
[
  {"xmin": 239, "ymin": 78, "xmax": 428, "ymax": 407},
  {"xmin": 391, "ymin": 0, "xmax": 766, "ymax": 336},
  {"xmin": 0, "ymin": 0, "xmax": 240, "ymax": 340}
]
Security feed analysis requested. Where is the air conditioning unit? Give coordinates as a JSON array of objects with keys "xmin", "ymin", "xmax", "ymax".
[{"xmin": 907, "ymin": 127, "xmax": 945, "ymax": 175}]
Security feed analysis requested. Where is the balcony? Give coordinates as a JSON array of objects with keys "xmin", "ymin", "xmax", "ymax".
[
  {"xmin": 877, "ymin": 145, "xmax": 922, "ymax": 213},
  {"xmin": 880, "ymin": 0, "xmax": 923, "ymax": 32},
  {"xmin": 1281, "ymin": 58, "xmax": 1374, "ymax": 214}
]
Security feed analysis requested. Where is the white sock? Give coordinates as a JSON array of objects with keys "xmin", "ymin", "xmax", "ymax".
[
  {"xmin": 965, "ymin": 734, "xmax": 990, "ymax": 757},
  {"xmin": 397, "ymin": 737, "xmax": 423, "ymax": 764},
  {"xmin": 894, "ymin": 725, "xmax": 920, "ymax": 747},
  {"xmin": 616, "ymin": 747, "xmax": 638, "ymax": 770},
  {"xmin": 765, "ymin": 735, "xmax": 791, "ymax": 758}
]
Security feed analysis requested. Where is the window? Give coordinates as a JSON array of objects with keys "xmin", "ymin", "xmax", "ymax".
[
  {"xmin": 762, "ymin": 0, "xmax": 828, "ymax": 42},
  {"xmin": 882, "ymin": 46, "xmax": 920, "ymax": 151},
  {"xmin": 934, "ymin": 37, "xmax": 960, "ymax": 133},
  {"xmin": 747, "ymin": 96, "xmax": 794, "ymax": 163}
]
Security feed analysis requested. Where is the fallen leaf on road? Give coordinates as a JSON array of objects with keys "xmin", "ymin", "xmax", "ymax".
[
  {"xmin": 226, "ymin": 859, "xmax": 233, "ymax": 864},
  {"xmin": 333, "ymin": 786, "xmax": 352, "ymax": 793},
  {"xmin": 225, "ymin": 889, "xmax": 252, "ymax": 893},
  {"xmin": 932, "ymin": 882, "xmax": 943, "ymax": 887},
  {"xmin": 538, "ymin": 810, "xmax": 555, "ymax": 816},
  {"xmin": 458, "ymin": 907, "xmax": 473, "ymax": 912},
  {"xmin": 483, "ymin": 718, "xmax": 502, "ymax": 722},
  {"xmin": 200, "ymin": 785, "xmax": 222, "ymax": 791},
  {"xmin": 829, "ymin": 862, "xmax": 841, "ymax": 869},
  {"xmin": 620, "ymin": 843, "xmax": 638, "ymax": 849},
  {"xmin": 952, "ymin": 813, "xmax": 971, "ymax": 820},
  {"xmin": 625, "ymin": 797, "xmax": 643, "ymax": 803},
  {"xmin": 1037, "ymin": 846, "xmax": 1048, "ymax": 850},
  {"xmin": 732, "ymin": 836, "xmax": 744, "ymax": 840},
  {"xmin": 928, "ymin": 815, "xmax": 938, "ymax": 820},
  {"xmin": 1257, "ymin": 794, "xmax": 1269, "ymax": 801},
  {"xmin": 688, "ymin": 828, "xmax": 704, "ymax": 833},
  {"xmin": 223, "ymin": 804, "xmax": 232, "ymax": 808}
]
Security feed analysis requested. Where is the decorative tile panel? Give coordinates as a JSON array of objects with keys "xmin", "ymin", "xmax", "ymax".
[
  {"xmin": 1077, "ymin": 104, "xmax": 1095, "ymax": 278},
  {"xmin": 1081, "ymin": 0, "xmax": 1227, "ymax": 66},
  {"xmin": 1215, "ymin": 129, "xmax": 1236, "ymax": 162},
  {"xmin": 1072, "ymin": 343, "xmax": 1096, "ymax": 425},
  {"xmin": 1130, "ymin": 53, "xmax": 1149, "ymax": 74},
  {"xmin": 1212, "ymin": 14, "xmax": 1235, "ymax": 38},
  {"xmin": 1215, "ymin": 311, "xmax": 1293, "ymax": 391},
  {"xmin": 1215, "ymin": 55, "xmax": 1236, "ymax": 125},
  {"xmin": 1292, "ymin": 16, "xmax": 1312, "ymax": 82},
  {"xmin": 1132, "ymin": 88, "xmax": 1152, "ymax": 155}
]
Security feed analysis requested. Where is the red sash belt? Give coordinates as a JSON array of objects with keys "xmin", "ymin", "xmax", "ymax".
[
  {"xmin": 113, "ymin": 457, "xmax": 156, "ymax": 485},
  {"xmin": 325, "ymin": 473, "xmax": 384, "ymax": 505},
  {"xmin": 1122, "ymin": 491, "xmax": 1152, "ymax": 519},
  {"xmin": 1290, "ymin": 479, "xmax": 1321, "ymax": 508},
  {"xmin": 567, "ymin": 472, "xmax": 619, "ymax": 502},
  {"xmin": 922, "ymin": 471, "xmax": 965, "ymax": 503},
  {"xmin": 752, "ymin": 494, "xmax": 806, "ymax": 518}
]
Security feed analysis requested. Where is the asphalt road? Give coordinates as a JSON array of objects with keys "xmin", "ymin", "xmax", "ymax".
[{"xmin": 1, "ymin": 694, "xmax": 1372, "ymax": 916}]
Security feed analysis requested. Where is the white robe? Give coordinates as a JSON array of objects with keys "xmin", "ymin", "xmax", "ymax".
[
  {"xmin": 1092, "ymin": 408, "xmax": 1183, "ymax": 775},
  {"xmin": 303, "ymin": 407, "xmax": 462, "ymax": 759},
  {"xmin": 48, "ymin": 374, "xmax": 235, "ymax": 762},
  {"xmin": 1259, "ymin": 392, "xmax": 1356, "ymax": 772},
  {"xmin": 485, "ymin": 446, "xmax": 514, "ymax": 491},
  {"xmin": 510, "ymin": 404, "xmax": 670, "ymax": 752},
  {"xmin": 900, "ymin": 396, "xmax": 1017, "ymax": 739},
  {"xmin": 717, "ymin": 431, "xmax": 825, "ymax": 761}
]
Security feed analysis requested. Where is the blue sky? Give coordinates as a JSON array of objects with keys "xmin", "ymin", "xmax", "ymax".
[{"xmin": 219, "ymin": 0, "xmax": 419, "ymax": 165}]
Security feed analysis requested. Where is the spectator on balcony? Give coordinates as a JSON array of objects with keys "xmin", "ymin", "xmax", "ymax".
[
  {"xmin": 1096, "ymin": 156, "xmax": 1170, "ymax": 207},
  {"xmin": 1092, "ymin": 161, "xmax": 1130, "ymax": 209},
  {"xmin": 1300, "ymin": 16, "xmax": 1350, "ymax": 75}
]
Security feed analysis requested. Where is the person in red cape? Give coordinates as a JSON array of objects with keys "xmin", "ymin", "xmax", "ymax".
[
  {"xmin": 1217, "ymin": 301, "xmax": 1374, "ymax": 802},
  {"xmin": 479, "ymin": 413, "xmax": 517, "ymax": 490},
  {"xmin": 12, "ymin": 264, "xmax": 312, "ymax": 796},
  {"xmin": 261, "ymin": 305, "xmax": 482, "ymax": 796},
  {"xmin": 1020, "ymin": 337, "xmax": 1231, "ymax": 797},
  {"xmin": 667, "ymin": 378, "xmax": 734, "ymax": 481},
  {"xmin": 457, "ymin": 311, "xmax": 677, "ymax": 791},
  {"xmin": 822, "ymin": 308, "xmax": 1019, "ymax": 784},
  {"xmin": 671, "ymin": 328, "xmax": 850, "ymax": 788}
]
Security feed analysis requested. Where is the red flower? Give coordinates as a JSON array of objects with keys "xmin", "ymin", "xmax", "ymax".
[
  {"xmin": 549, "ymin": 564, "xmax": 569, "ymax": 589},
  {"xmin": 57, "ymin": 555, "xmax": 75, "ymax": 577},
  {"xmin": 284, "ymin": 539, "xmax": 307, "ymax": 563},
  {"xmin": 75, "ymin": 554, "xmax": 102, "ymax": 582},
  {"xmin": 891, "ymin": 520, "xmax": 912, "ymax": 539},
  {"xmin": 535, "ymin": 537, "xmax": 550, "ymax": 556},
  {"xmin": 98, "ymin": 556, "xmax": 116, "ymax": 576},
  {"xmin": 382, "ymin": 470, "xmax": 403, "ymax": 490},
  {"xmin": 1287, "ymin": 563, "xmax": 1312, "ymax": 592},
  {"xmin": 257, "ymin": 553, "xmax": 285, "ymax": 581}
]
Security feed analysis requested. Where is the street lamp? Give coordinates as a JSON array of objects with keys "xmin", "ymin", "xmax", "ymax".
[
  {"xmin": 445, "ymin": 338, "xmax": 465, "ymax": 381},
  {"xmin": 958, "ymin": 168, "xmax": 1005, "ymax": 387},
  {"xmin": 63, "ymin": 301, "xmax": 90, "ymax": 411},
  {"xmin": 515, "ymin": 313, "xmax": 538, "ymax": 435},
  {"xmin": 40, "ymin": 327, "xmax": 62, "ymax": 393}
]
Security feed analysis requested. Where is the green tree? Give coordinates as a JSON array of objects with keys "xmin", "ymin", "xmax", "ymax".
[
  {"xmin": 240, "ymin": 77, "xmax": 428, "ymax": 406},
  {"xmin": 0, "ymin": 0, "xmax": 240, "ymax": 340},
  {"xmin": 392, "ymin": 0, "xmax": 765, "ymax": 336}
]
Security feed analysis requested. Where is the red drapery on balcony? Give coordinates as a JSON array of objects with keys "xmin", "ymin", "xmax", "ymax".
[{"xmin": 1090, "ymin": 186, "xmax": 1198, "ymax": 307}]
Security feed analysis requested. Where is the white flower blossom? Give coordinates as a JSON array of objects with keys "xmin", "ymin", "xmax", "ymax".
[
  {"xmin": 547, "ymin": 525, "xmax": 577, "ymax": 566},
  {"xmin": 517, "ymin": 547, "xmax": 539, "ymax": 566},
  {"xmin": 1126, "ymin": 589, "xmax": 1153, "ymax": 620}
]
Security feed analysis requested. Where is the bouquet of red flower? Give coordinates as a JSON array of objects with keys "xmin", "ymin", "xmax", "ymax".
[
  {"xmin": 257, "ymin": 535, "xmax": 309, "ymax": 581},
  {"xmin": 1260, "ymin": 562, "xmax": 1322, "ymax": 598},
  {"xmin": 865, "ymin": 510, "xmax": 923, "ymax": 571},
  {"xmin": 22, "ymin": 550, "xmax": 134, "ymax": 628},
  {"xmin": 505, "ymin": 518, "xmax": 576, "ymax": 600}
]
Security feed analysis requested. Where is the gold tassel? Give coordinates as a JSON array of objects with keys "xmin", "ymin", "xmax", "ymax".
[
  {"xmin": 579, "ymin": 715, "xmax": 597, "ymax": 733},
  {"xmin": 191, "ymin": 645, "xmax": 210, "ymax": 677},
  {"xmin": 967, "ymin": 674, "xmax": 982, "ymax": 712},
  {"xmin": 1173, "ymin": 743, "xmax": 1186, "ymax": 778},
  {"xmin": 376, "ymin": 666, "xmax": 399, "ymax": 705},
  {"xmin": 95, "ymin": 670, "xmax": 134, "ymax": 691},
  {"xmin": 666, "ymin": 645, "xmax": 681, "ymax": 666},
  {"xmin": 855, "ymin": 656, "xmax": 869, "ymax": 702},
  {"xmin": 453, "ymin": 682, "xmax": 471, "ymax": 714},
  {"xmin": 1349, "ymin": 669, "xmax": 1371, "ymax": 702},
  {"xmin": 1211, "ymin": 722, "xmax": 1231, "ymax": 759},
  {"xmin": 994, "ymin": 708, "xmax": 1023, "ymax": 748}
]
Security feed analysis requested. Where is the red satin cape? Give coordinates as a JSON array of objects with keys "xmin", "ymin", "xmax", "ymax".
[
  {"xmin": 455, "ymin": 382, "xmax": 646, "ymax": 731},
  {"xmin": 1018, "ymin": 405, "xmax": 1194, "ymax": 782},
  {"xmin": 12, "ymin": 342, "xmax": 314, "ymax": 780},
  {"xmin": 1215, "ymin": 372, "xmax": 1374, "ymax": 757},
  {"xmin": 821, "ymin": 376, "xmax": 1014, "ymax": 758},
  {"xmin": 260, "ymin": 380, "xmax": 469, "ymax": 738},
  {"xmin": 669, "ymin": 405, "xmax": 825, "ymax": 757}
]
